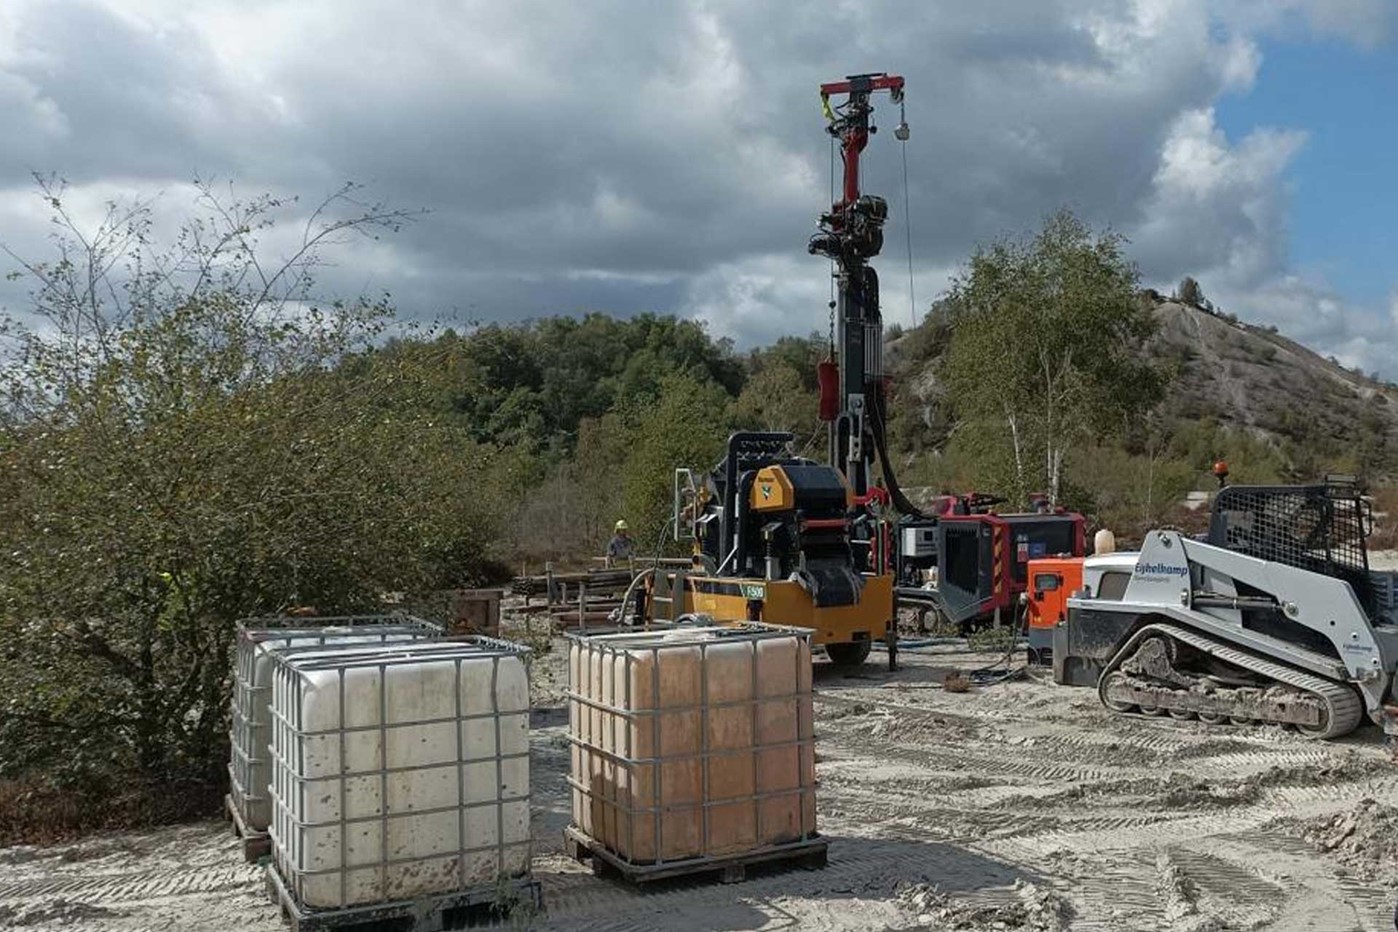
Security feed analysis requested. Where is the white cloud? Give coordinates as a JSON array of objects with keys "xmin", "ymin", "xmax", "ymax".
[
  {"xmin": 1133, "ymin": 107, "xmax": 1306, "ymax": 285},
  {"xmin": 1302, "ymin": 0, "xmax": 1396, "ymax": 47},
  {"xmin": 1216, "ymin": 35, "xmax": 1263, "ymax": 92},
  {"xmin": 683, "ymin": 253, "xmax": 833, "ymax": 348},
  {"xmin": 1219, "ymin": 0, "xmax": 1397, "ymax": 49},
  {"xmin": 683, "ymin": 252, "xmax": 954, "ymax": 346},
  {"xmin": 0, "ymin": 0, "xmax": 1391, "ymax": 373},
  {"xmin": 1128, "ymin": 103, "xmax": 1398, "ymax": 378}
]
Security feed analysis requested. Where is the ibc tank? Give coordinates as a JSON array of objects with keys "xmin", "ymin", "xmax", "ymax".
[
  {"xmin": 229, "ymin": 617, "xmax": 440, "ymax": 834},
  {"xmin": 567, "ymin": 624, "xmax": 816, "ymax": 865},
  {"xmin": 267, "ymin": 638, "xmax": 531, "ymax": 909}
]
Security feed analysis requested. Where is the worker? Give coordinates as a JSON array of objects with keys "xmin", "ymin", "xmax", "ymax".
[{"xmin": 606, "ymin": 520, "xmax": 634, "ymax": 567}]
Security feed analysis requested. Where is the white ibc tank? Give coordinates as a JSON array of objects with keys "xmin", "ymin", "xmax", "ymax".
[
  {"xmin": 229, "ymin": 618, "xmax": 439, "ymax": 833},
  {"xmin": 268, "ymin": 638, "xmax": 531, "ymax": 909}
]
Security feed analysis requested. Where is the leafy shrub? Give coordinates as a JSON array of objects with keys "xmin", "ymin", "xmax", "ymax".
[{"xmin": 0, "ymin": 180, "xmax": 517, "ymax": 813}]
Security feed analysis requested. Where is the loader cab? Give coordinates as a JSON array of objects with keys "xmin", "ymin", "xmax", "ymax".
[
  {"xmin": 1081, "ymin": 553, "xmax": 1139, "ymax": 601},
  {"xmin": 1208, "ymin": 477, "xmax": 1376, "ymax": 615}
]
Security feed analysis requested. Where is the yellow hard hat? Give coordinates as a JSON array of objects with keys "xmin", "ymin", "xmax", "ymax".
[{"xmin": 615, "ymin": 520, "xmax": 629, "ymax": 531}]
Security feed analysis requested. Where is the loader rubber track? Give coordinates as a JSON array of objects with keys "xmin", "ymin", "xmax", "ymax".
[{"xmin": 1097, "ymin": 623, "xmax": 1364, "ymax": 740}]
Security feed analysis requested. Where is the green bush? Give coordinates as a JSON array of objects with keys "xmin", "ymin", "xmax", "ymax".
[{"xmin": 0, "ymin": 181, "xmax": 517, "ymax": 804}]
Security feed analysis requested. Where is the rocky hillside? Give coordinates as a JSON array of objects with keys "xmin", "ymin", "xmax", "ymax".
[
  {"xmin": 888, "ymin": 295, "xmax": 1398, "ymax": 476},
  {"xmin": 1150, "ymin": 299, "xmax": 1398, "ymax": 457}
]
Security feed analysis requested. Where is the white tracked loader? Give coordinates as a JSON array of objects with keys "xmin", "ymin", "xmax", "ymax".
[{"xmin": 1055, "ymin": 478, "xmax": 1398, "ymax": 740}]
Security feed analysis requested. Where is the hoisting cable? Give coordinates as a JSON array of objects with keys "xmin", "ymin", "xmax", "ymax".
[{"xmin": 898, "ymin": 96, "xmax": 917, "ymax": 329}]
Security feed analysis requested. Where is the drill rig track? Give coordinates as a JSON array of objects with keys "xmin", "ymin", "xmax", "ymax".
[{"xmin": 1097, "ymin": 623, "xmax": 1364, "ymax": 740}]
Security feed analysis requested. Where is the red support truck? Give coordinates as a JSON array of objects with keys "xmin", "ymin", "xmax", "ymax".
[{"xmin": 935, "ymin": 512, "xmax": 1085, "ymax": 632}]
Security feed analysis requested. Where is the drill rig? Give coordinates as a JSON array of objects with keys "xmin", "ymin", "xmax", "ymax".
[{"xmin": 643, "ymin": 74, "xmax": 909, "ymax": 666}]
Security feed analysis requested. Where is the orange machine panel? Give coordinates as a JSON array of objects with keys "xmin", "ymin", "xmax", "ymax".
[
  {"xmin": 750, "ymin": 466, "xmax": 796, "ymax": 512},
  {"xmin": 1025, "ymin": 557, "xmax": 1084, "ymax": 630}
]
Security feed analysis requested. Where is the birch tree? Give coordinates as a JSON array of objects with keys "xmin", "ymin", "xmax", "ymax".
[{"xmin": 943, "ymin": 210, "xmax": 1162, "ymax": 507}]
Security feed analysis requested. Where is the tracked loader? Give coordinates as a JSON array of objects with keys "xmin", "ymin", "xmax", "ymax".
[{"xmin": 1055, "ymin": 477, "xmax": 1398, "ymax": 740}]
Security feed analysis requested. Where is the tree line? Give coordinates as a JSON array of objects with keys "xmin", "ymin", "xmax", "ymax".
[{"xmin": 0, "ymin": 181, "xmax": 1375, "ymax": 835}]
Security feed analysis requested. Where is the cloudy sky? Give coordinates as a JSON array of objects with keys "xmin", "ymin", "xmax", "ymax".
[{"xmin": 1, "ymin": 0, "xmax": 1396, "ymax": 372}]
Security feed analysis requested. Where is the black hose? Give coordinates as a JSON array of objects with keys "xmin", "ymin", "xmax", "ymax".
[
  {"xmin": 868, "ymin": 386, "xmax": 930, "ymax": 520},
  {"xmin": 970, "ymin": 666, "xmax": 1027, "ymax": 685},
  {"xmin": 967, "ymin": 598, "xmax": 1030, "ymax": 680}
]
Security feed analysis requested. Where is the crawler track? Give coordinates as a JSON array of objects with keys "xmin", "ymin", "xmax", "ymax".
[{"xmin": 1098, "ymin": 623, "xmax": 1365, "ymax": 739}]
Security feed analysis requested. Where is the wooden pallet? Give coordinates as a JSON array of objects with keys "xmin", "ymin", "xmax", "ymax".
[
  {"xmin": 264, "ymin": 865, "xmax": 541, "ymax": 932},
  {"xmin": 563, "ymin": 825, "xmax": 828, "ymax": 885},
  {"xmin": 223, "ymin": 793, "xmax": 272, "ymax": 863}
]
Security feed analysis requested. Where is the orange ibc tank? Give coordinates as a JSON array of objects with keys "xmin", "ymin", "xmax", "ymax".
[{"xmin": 567, "ymin": 624, "xmax": 817, "ymax": 864}]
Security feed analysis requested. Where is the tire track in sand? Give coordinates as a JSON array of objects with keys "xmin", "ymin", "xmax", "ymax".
[{"xmin": 0, "ymin": 862, "xmax": 260, "ymax": 904}]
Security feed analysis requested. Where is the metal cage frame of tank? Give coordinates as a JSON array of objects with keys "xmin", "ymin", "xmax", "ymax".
[
  {"xmin": 265, "ymin": 636, "xmax": 532, "ymax": 911},
  {"xmin": 564, "ymin": 622, "xmax": 820, "ymax": 869},
  {"xmin": 228, "ymin": 615, "xmax": 442, "ymax": 837},
  {"xmin": 235, "ymin": 612, "xmax": 440, "ymax": 632}
]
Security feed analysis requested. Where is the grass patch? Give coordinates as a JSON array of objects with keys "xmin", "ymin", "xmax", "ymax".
[
  {"xmin": 967, "ymin": 626, "xmax": 1017, "ymax": 654},
  {"xmin": 0, "ymin": 777, "xmax": 223, "ymax": 847},
  {"xmin": 502, "ymin": 616, "xmax": 554, "ymax": 656}
]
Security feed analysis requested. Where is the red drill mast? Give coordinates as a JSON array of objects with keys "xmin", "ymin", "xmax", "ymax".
[
  {"xmin": 820, "ymin": 74, "xmax": 906, "ymax": 208},
  {"xmin": 809, "ymin": 73, "xmax": 906, "ymax": 500}
]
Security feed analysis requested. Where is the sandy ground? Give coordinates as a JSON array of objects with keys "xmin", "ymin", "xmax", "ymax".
[
  {"xmin": 1368, "ymin": 550, "xmax": 1398, "ymax": 572},
  {"xmin": 3, "ymin": 636, "xmax": 1397, "ymax": 932}
]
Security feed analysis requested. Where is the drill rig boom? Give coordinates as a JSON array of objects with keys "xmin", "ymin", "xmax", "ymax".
[
  {"xmin": 644, "ymin": 74, "xmax": 908, "ymax": 668},
  {"xmin": 809, "ymin": 73, "xmax": 905, "ymax": 499}
]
